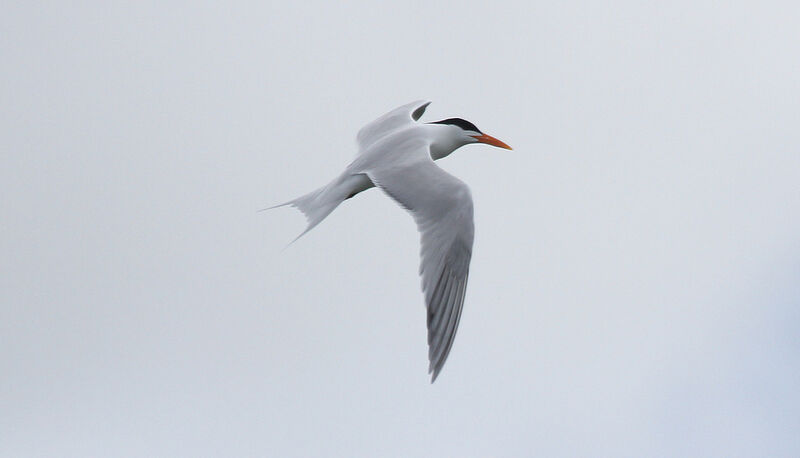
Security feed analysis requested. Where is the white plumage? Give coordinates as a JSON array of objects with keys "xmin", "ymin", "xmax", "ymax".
[{"xmin": 273, "ymin": 100, "xmax": 511, "ymax": 382}]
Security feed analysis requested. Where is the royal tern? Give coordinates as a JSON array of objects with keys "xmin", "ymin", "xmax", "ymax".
[{"xmin": 272, "ymin": 100, "xmax": 511, "ymax": 382}]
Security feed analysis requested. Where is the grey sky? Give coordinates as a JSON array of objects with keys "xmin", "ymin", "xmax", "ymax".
[{"xmin": 2, "ymin": 1, "xmax": 799, "ymax": 456}]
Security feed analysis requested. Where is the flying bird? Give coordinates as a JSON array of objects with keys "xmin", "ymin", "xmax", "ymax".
[{"xmin": 271, "ymin": 100, "xmax": 511, "ymax": 382}]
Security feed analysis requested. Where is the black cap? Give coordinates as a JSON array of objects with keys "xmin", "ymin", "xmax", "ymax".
[{"xmin": 428, "ymin": 118, "xmax": 482, "ymax": 133}]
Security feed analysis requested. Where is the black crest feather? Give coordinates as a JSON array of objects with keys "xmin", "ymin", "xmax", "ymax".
[{"xmin": 429, "ymin": 118, "xmax": 482, "ymax": 133}]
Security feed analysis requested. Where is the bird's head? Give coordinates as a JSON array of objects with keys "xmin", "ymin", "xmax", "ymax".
[{"xmin": 427, "ymin": 118, "xmax": 511, "ymax": 159}]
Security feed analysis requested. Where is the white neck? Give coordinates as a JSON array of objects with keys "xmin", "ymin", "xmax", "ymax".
[{"xmin": 426, "ymin": 124, "xmax": 473, "ymax": 160}]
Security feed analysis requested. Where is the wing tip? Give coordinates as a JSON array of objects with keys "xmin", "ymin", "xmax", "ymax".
[
  {"xmin": 428, "ymin": 346, "xmax": 450, "ymax": 383},
  {"xmin": 429, "ymin": 364, "xmax": 442, "ymax": 384},
  {"xmin": 412, "ymin": 100, "xmax": 432, "ymax": 121}
]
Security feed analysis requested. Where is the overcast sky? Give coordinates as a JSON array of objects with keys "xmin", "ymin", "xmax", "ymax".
[{"xmin": 2, "ymin": 2, "xmax": 799, "ymax": 456}]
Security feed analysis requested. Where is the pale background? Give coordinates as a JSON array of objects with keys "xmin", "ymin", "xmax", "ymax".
[{"xmin": 2, "ymin": 2, "xmax": 799, "ymax": 457}]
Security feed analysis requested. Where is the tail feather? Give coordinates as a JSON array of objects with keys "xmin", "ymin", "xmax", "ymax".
[
  {"xmin": 257, "ymin": 201, "xmax": 293, "ymax": 212},
  {"xmin": 266, "ymin": 184, "xmax": 345, "ymax": 244}
]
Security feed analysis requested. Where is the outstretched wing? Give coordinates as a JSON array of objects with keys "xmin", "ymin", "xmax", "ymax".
[
  {"xmin": 366, "ymin": 146, "xmax": 474, "ymax": 382},
  {"xmin": 356, "ymin": 100, "xmax": 431, "ymax": 151}
]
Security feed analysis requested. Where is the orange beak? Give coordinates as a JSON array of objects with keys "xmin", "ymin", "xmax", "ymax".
[{"xmin": 472, "ymin": 133, "xmax": 512, "ymax": 150}]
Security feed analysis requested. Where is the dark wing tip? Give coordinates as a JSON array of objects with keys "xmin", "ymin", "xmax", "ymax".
[
  {"xmin": 412, "ymin": 101, "xmax": 432, "ymax": 121},
  {"xmin": 425, "ymin": 274, "xmax": 468, "ymax": 384},
  {"xmin": 430, "ymin": 367, "xmax": 442, "ymax": 383}
]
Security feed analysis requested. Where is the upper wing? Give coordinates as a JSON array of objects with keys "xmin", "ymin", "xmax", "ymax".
[
  {"xmin": 365, "ymin": 147, "xmax": 474, "ymax": 382},
  {"xmin": 356, "ymin": 100, "xmax": 431, "ymax": 151}
]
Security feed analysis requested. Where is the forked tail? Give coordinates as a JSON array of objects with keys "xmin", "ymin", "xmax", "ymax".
[{"xmin": 264, "ymin": 182, "xmax": 347, "ymax": 244}]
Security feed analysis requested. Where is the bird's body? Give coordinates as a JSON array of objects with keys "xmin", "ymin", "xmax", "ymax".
[{"xmin": 273, "ymin": 100, "xmax": 511, "ymax": 381}]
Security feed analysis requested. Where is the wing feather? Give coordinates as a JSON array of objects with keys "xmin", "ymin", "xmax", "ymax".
[
  {"xmin": 356, "ymin": 100, "xmax": 431, "ymax": 151},
  {"xmin": 365, "ymin": 149, "xmax": 474, "ymax": 382}
]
